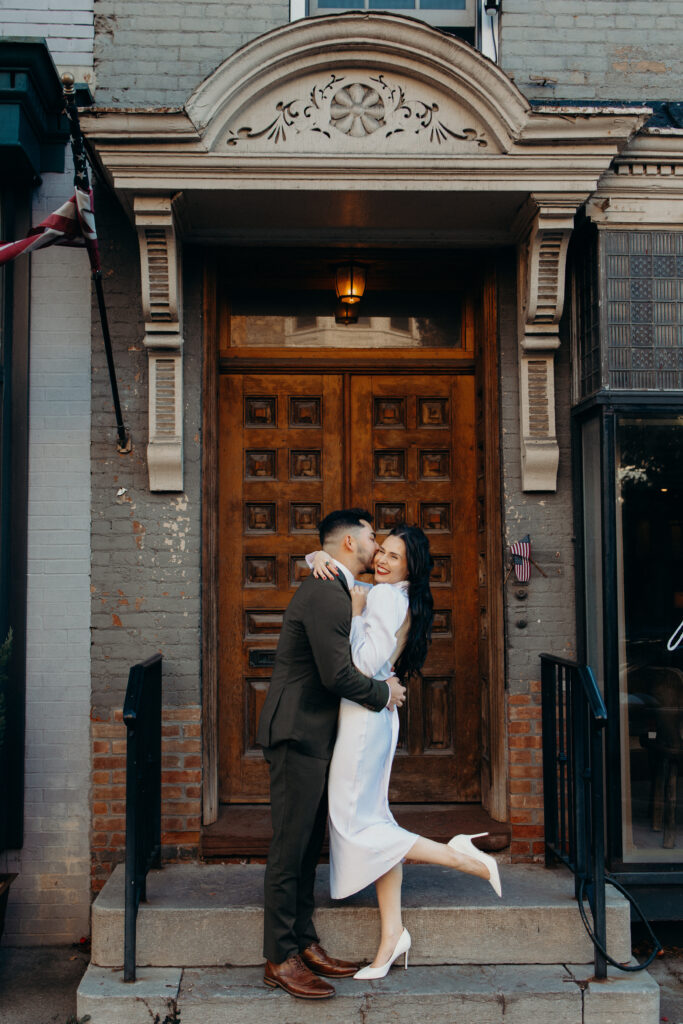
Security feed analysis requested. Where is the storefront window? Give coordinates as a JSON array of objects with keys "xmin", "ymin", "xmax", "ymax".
[
  {"xmin": 0, "ymin": 192, "xmax": 4, "ymax": 364},
  {"xmin": 617, "ymin": 415, "xmax": 683, "ymax": 861}
]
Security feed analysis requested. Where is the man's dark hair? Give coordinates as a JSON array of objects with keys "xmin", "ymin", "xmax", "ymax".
[{"xmin": 318, "ymin": 508, "xmax": 374, "ymax": 546}]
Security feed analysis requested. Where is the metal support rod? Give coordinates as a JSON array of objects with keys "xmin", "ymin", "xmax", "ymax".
[
  {"xmin": 93, "ymin": 271, "xmax": 130, "ymax": 453},
  {"xmin": 61, "ymin": 72, "xmax": 130, "ymax": 454}
]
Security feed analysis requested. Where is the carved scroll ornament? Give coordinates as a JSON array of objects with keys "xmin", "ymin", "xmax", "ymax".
[
  {"xmin": 134, "ymin": 195, "xmax": 184, "ymax": 492},
  {"xmin": 225, "ymin": 73, "xmax": 488, "ymax": 149},
  {"xmin": 516, "ymin": 196, "xmax": 584, "ymax": 491}
]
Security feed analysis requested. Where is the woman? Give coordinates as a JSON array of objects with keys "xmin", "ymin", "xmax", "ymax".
[{"xmin": 309, "ymin": 524, "xmax": 501, "ymax": 980}]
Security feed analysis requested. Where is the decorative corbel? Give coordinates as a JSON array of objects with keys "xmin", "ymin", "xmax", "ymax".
[
  {"xmin": 134, "ymin": 194, "xmax": 185, "ymax": 491},
  {"xmin": 514, "ymin": 194, "xmax": 584, "ymax": 491}
]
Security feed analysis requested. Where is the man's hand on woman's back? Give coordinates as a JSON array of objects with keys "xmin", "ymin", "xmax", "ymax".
[{"xmin": 387, "ymin": 676, "xmax": 406, "ymax": 710}]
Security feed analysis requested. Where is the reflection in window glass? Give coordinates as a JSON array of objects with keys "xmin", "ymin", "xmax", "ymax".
[
  {"xmin": 582, "ymin": 417, "xmax": 604, "ymax": 692},
  {"xmin": 390, "ymin": 317, "xmax": 411, "ymax": 333},
  {"xmin": 0, "ymin": 194, "xmax": 4, "ymax": 363},
  {"xmin": 369, "ymin": 0, "xmax": 415, "ymax": 7},
  {"xmin": 230, "ymin": 314, "xmax": 461, "ymax": 348},
  {"xmin": 422, "ymin": 0, "xmax": 467, "ymax": 7},
  {"xmin": 617, "ymin": 416, "xmax": 683, "ymax": 861},
  {"xmin": 294, "ymin": 316, "xmax": 317, "ymax": 331},
  {"xmin": 309, "ymin": 0, "xmax": 474, "ymax": 26}
]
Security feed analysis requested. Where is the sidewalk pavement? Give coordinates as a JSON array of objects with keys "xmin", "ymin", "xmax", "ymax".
[
  {"xmin": 0, "ymin": 929, "xmax": 682, "ymax": 1024},
  {"xmin": 0, "ymin": 943, "xmax": 89, "ymax": 1024},
  {"xmin": 637, "ymin": 923, "xmax": 683, "ymax": 1024}
]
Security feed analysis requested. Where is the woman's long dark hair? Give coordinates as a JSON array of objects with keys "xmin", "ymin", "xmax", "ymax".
[{"xmin": 388, "ymin": 524, "xmax": 434, "ymax": 682}]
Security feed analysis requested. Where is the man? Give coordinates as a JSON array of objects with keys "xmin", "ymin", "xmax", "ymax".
[{"xmin": 256, "ymin": 508, "xmax": 406, "ymax": 1000}]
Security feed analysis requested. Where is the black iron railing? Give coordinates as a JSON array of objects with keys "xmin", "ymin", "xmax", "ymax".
[
  {"xmin": 123, "ymin": 654, "xmax": 162, "ymax": 982},
  {"xmin": 540, "ymin": 653, "xmax": 608, "ymax": 978},
  {"xmin": 541, "ymin": 653, "xmax": 662, "ymax": 976}
]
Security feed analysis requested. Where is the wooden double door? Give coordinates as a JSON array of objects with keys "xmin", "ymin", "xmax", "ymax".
[{"xmin": 218, "ymin": 370, "xmax": 480, "ymax": 806}]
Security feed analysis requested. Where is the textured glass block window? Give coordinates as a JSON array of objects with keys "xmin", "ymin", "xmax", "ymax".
[{"xmin": 604, "ymin": 231, "xmax": 683, "ymax": 391}]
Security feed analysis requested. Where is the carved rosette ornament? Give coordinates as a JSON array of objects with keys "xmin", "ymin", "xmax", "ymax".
[
  {"xmin": 330, "ymin": 83, "xmax": 385, "ymax": 137},
  {"xmin": 514, "ymin": 194, "xmax": 585, "ymax": 491},
  {"xmin": 225, "ymin": 73, "xmax": 488, "ymax": 149}
]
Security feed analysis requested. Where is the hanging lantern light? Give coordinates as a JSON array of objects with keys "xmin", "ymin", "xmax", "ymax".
[
  {"xmin": 335, "ymin": 302, "xmax": 359, "ymax": 325},
  {"xmin": 335, "ymin": 263, "xmax": 366, "ymax": 305}
]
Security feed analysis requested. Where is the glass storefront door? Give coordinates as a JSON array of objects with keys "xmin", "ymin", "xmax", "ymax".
[{"xmin": 616, "ymin": 414, "xmax": 683, "ymax": 862}]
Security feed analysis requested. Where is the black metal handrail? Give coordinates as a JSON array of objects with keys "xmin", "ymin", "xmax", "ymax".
[
  {"xmin": 123, "ymin": 654, "xmax": 162, "ymax": 982},
  {"xmin": 540, "ymin": 653, "xmax": 608, "ymax": 978}
]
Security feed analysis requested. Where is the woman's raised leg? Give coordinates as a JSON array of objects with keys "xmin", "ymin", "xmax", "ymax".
[
  {"xmin": 371, "ymin": 862, "xmax": 405, "ymax": 968},
  {"xmin": 406, "ymin": 835, "xmax": 491, "ymax": 880}
]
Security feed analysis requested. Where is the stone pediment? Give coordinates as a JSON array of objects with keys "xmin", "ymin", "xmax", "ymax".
[
  {"xmin": 186, "ymin": 14, "xmax": 526, "ymax": 157},
  {"xmin": 207, "ymin": 69, "xmax": 496, "ymax": 157}
]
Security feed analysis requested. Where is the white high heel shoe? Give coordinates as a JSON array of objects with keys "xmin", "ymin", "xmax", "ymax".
[
  {"xmin": 353, "ymin": 927, "xmax": 411, "ymax": 980},
  {"xmin": 448, "ymin": 832, "xmax": 502, "ymax": 898}
]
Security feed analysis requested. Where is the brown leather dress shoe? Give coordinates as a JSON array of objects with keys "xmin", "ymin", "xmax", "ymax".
[
  {"xmin": 300, "ymin": 942, "xmax": 361, "ymax": 978},
  {"xmin": 264, "ymin": 954, "xmax": 336, "ymax": 999}
]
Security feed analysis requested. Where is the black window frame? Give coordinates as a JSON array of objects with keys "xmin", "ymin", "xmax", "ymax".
[{"xmin": 573, "ymin": 391, "xmax": 683, "ymax": 885}]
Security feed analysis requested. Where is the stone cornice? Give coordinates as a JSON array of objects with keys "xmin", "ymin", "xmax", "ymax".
[
  {"xmin": 587, "ymin": 131, "xmax": 683, "ymax": 227},
  {"xmin": 82, "ymin": 120, "xmax": 646, "ymax": 206}
]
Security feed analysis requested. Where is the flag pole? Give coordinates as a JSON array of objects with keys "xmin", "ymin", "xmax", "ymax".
[{"xmin": 61, "ymin": 73, "xmax": 131, "ymax": 454}]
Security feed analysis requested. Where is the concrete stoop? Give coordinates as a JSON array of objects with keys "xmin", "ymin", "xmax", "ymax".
[
  {"xmin": 78, "ymin": 863, "xmax": 660, "ymax": 1024},
  {"xmin": 78, "ymin": 962, "xmax": 660, "ymax": 1024},
  {"xmin": 89, "ymin": 862, "xmax": 633, "ymax": 967}
]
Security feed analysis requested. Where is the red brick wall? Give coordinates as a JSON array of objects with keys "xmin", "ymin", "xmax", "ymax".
[
  {"xmin": 91, "ymin": 704, "xmax": 202, "ymax": 892},
  {"xmin": 90, "ymin": 689, "xmax": 546, "ymax": 881},
  {"xmin": 507, "ymin": 680, "xmax": 545, "ymax": 863}
]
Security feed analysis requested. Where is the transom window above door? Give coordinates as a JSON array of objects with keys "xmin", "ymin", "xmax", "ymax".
[
  {"xmin": 216, "ymin": 248, "xmax": 476, "ymax": 356},
  {"xmin": 308, "ymin": 0, "xmax": 476, "ymax": 31}
]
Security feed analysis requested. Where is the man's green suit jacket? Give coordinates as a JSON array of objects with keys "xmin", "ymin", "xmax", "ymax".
[{"xmin": 256, "ymin": 571, "xmax": 390, "ymax": 759}]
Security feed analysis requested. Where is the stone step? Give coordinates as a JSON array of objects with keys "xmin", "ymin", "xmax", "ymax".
[
  {"xmin": 91, "ymin": 862, "xmax": 632, "ymax": 968},
  {"xmin": 78, "ymin": 961, "xmax": 660, "ymax": 1024}
]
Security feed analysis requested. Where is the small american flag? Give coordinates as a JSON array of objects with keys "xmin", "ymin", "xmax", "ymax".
[
  {"xmin": 510, "ymin": 534, "xmax": 531, "ymax": 583},
  {"xmin": 0, "ymin": 187, "xmax": 99, "ymax": 271}
]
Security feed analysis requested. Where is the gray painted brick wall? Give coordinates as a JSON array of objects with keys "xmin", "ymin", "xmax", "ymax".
[
  {"xmin": 90, "ymin": 188, "xmax": 202, "ymax": 717},
  {"xmin": 0, "ymin": 159, "xmax": 92, "ymax": 945},
  {"xmin": 497, "ymin": 253, "xmax": 577, "ymax": 696},
  {"xmin": 501, "ymin": 0, "xmax": 683, "ymax": 102},
  {"xmin": 93, "ymin": 0, "xmax": 289, "ymax": 106},
  {"xmin": 0, "ymin": 0, "xmax": 94, "ymax": 81},
  {"xmin": 92, "ymin": 3, "xmax": 683, "ymax": 108}
]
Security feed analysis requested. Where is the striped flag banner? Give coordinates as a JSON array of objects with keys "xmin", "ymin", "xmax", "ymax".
[
  {"xmin": 510, "ymin": 534, "xmax": 531, "ymax": 583},
  {"xmin": 0, "ymin": 187, "xmax": 100, "ymax": 271}
]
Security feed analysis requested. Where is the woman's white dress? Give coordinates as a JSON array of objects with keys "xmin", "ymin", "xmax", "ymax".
[{"xmin": 328, "ymin": 581, "xmax": 418, "ymax": 899}]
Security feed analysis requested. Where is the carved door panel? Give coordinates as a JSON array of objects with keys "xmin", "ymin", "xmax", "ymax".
[
  {"xmin": 349, "ymin": 375, "xmax": 479, "ymax": 801},
  {"xmin": 218, "ymin": 373, "xmax": 344, "ymax": 802},
  {"xmin": 218, "ymin": 371, "xmax": 479, "ymax": 804}
]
